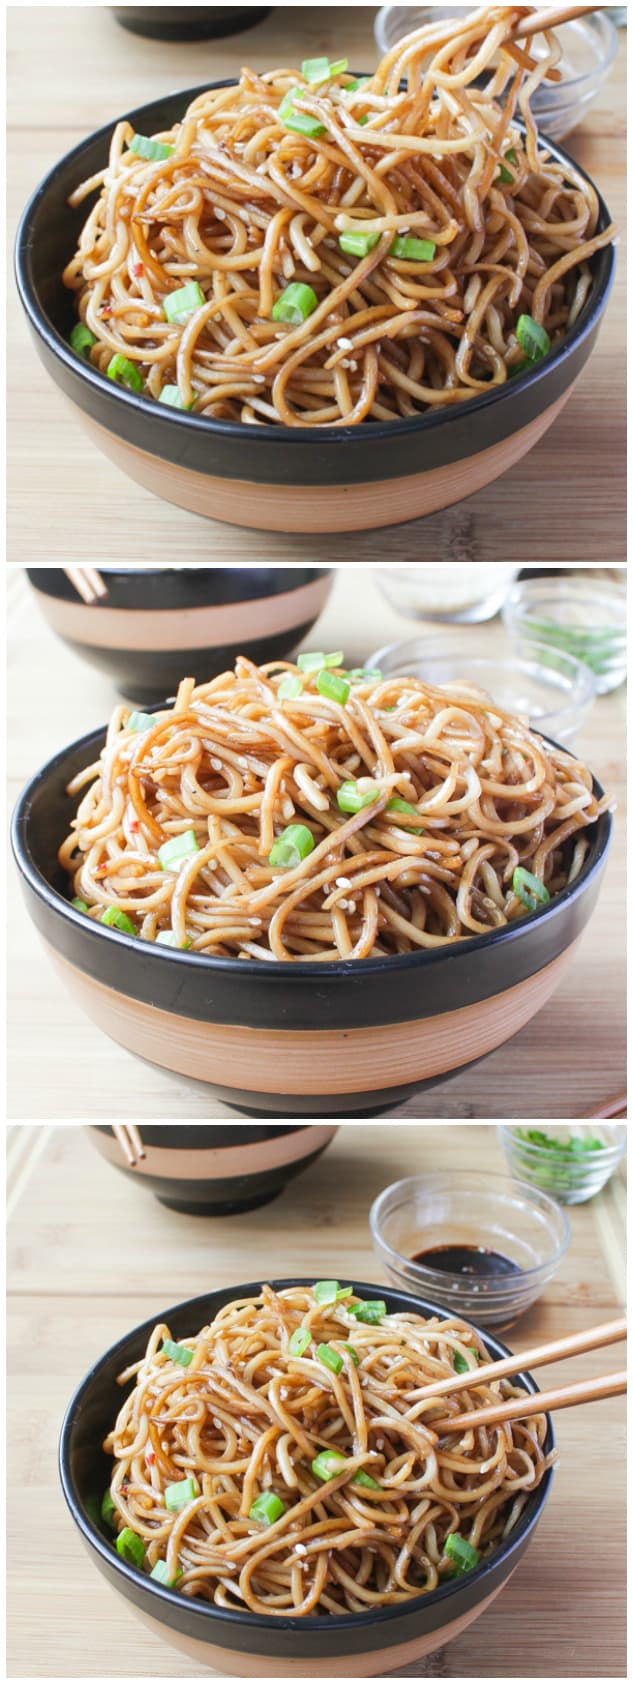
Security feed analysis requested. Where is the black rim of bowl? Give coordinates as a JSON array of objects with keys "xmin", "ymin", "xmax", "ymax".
[
  {"xmin": 15, "ymin": 81, "xmax": 616, "ymax": 450},
  {"xmin": 12, "ymin": 719, "xmax": 613, "ymax": 983},
  {"xmin": 58, "ymin": 1276, "xmax": 555, "ymax": 1634}
]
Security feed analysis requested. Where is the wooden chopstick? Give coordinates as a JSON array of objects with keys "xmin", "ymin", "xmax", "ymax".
[
  {"xmin": 407, "ymin": 1317, "xmax": 627, "ymax": 1405},
  {"xmin": 64, "ymin": 566, "xmax": 108, "ymax": 605},
  {"xmin": 585, "ymin": 1092, "xmax": 627, "ymax": 1120},
  {"xmin": 512, "ymin": 4, "xmax": 596, "ymax": 41},
  {"xmin": 434, "ymin": 1369, "xmax": 627, "ymax": 1433},
  {"xmin": 113, "ymin": 1125, "xmax": 145, "ymax": 1167}
]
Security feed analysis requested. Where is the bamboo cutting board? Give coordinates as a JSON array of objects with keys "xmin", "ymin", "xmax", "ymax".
[{"xmin": 6, "ymin": 1123, "xmax": 626, "ymax": 1678}]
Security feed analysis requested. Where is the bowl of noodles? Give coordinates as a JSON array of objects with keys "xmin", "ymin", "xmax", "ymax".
[
  {"xmin": 59, "ymin": 1277, "xmax": 556, "ymax": 1676},
  {"xmin": 15, "ymin": 8, "xmax": 616, "ymax": 534},
  {"xmin": 11, "ymin": 654, "xmax": 613, "ymax": 1117}
]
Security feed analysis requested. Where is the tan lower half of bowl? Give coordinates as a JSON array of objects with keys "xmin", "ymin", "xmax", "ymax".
[
  {"xmin": 33, "ymin": 575, "xmax": 332, "ymax": 651},
  {"xmin": 79, "ymin": 390, "xmax": 572, "ymax": 533},
  {"xmin": 49, "ymin": 941, "xmax": 576, "ymax": 1097},
  {"xmin": 91, "ymin": 1125, "xmax": 337, "ymax": 1179},
  {"xmin": 132, "ymin": 1577, "xmax": 507, "ymax": 1675}
]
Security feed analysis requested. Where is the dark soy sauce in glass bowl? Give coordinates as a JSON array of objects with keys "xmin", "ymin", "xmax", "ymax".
[{"xmin": 411, "ymin": 1243, "xmax": 522, "ymax": 1279}]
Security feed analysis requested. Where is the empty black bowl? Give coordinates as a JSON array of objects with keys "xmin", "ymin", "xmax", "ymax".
[
  {"xmin": 15, "ymin": 84, "xmax": 616, "ymax": 533},
  {"xmin": 26, "ymin": 567, "xmax": 333, "ymax": 703},
  {"xmin": 59, "ymin": 1277, "xmax": 555, "ymax": 1676},
  {"xmin": 11, "ymin": 722, "xmax": 612, "ymax": 1117},
  {"xmin": 88, "ymin": 1124, "xmax": 338, "ymax": 1214}
]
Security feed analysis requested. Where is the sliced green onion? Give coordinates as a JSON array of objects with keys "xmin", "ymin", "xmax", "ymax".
[
  {"xmin": 445, "ymin": 1532, "xmax": 480, "ymax": 1573},
  {"xmin": 388, "ymin": 798, "xmax": 419, "ymax": 817},
  {"xmin": 312, "ymin": 1450, "xmax": 347, "ymax": 1482},
  {"xmin": 279, "ymin": 88, "xmax": 326, "ymax": 137},
  {"xmin": 297, "ymin": 649, "xmax": 344, "ymax": 673},
  {"xmin": 278, "ymin": 674, "xmax": 304, "ymax": 699},
  {"xmin": 345, "ymin": 76, "xmax": 372, "ymax": 92},
  {"xmin": 158, "ymin": 829, "xmax": 200, "ymax": 872},
  {"xmin": 353, "ymin": 1468, "xmax": 381, "ymax": 1490},
  {"xmin": 289, "ymin": 1327, "xmax": 311, "ymax": 1358},
  {"xmin": 70, "ymin": 322, "xmax": 97, "ymax": 359},
  {"xmin": 107, "ymin": 354, "xmax": 143, "ymax": 391},
  {"xmin": 339, "ymin": 230, "xmax": 381, "ymax": 257},
  {"xmin": 516, "ymin": 314, "xmax": 551, "ymax": 362},
  {"xmin": 165, "ymin": 1477, "xmax": 198, "ymax": 1512},
  {"xmin": 127, "ymin": 710, "xmax": 160, "ymax": 732},
  {"xmin": 269, "ymin": 823, "xmax": 315, "ymax": 871},
  {"xmin": 343, "ymin": 1344, "xmax": 360, "ymax": 1366},
  {"xmin": 272, "ymin": 282, "xmax": 319, "ymax": 325},
  {"xmin": 302, "ymin": 56, "xmax": 348, "ymax": 83},
  {"xmin": 155, "ymin": 931, "xmax": 193, "ymax": 949},
  {"xmin": 162, "ymin": 1338, "xmax": 194, "ymax": 1367},
  {"xmin": 497, "ymin": 146, "xmax": 517, "ymax": 184},
  {"xmin": 317, "ymin": 1342, "xmax": 344, "ymax": 1375},
  {"xmin": 129, "ymin": 133, "xmax": 174, "ymax": 161},
  {"xmin": 512, "ymin": 866, "xmax": 551, "ymax": 912},
  {"xmin": 71, "ymin": 897, "xmax": 90, "ymax": 913},
  {"xmin": 150, "ymin": 1559, "xmax": 182, "ymax": 1586},
  {"xmin": 336, "ymin": 779, "xmax": 378, "ymax": 814},
  {"xmin": 158, "ymin": 385, "xmax": 195, "ymax": 409},
  {"xmin": 102, "ymin": 906, "xmax": 136, "ymax": 934},
  {"xmin": 249, "ymin": 1492, "xmax": 286, "ymax": 1524},
  {"xmin": 351, "ymin": 1300, "xmax": 387, "ymax": 1324},
  {"xmin": 100, "ymin": 1489, "xmax": 117, "ymax": 1530},
  {"xmin": 389, "ymin": 236, "xmax": 436, "ymax": 261},
  {"xmin": 317, "ymin": 669, "xmax": 350, "ymax": 705},
  {"xmin": 116, "ymin": 1528, "xmax": 146, "ymax": 1567},
  {"xmin": 336, "ymin": 1287, "xmax": 354, "ymax": 1301},
  {"xmin": 346, "ymin": 667, "xmax": 383, "ymax": 682},
  {"xmin": 453, "ymin": 1349, "xmax": 478, "ymax": 1375},
  {"xmin": 314, "ymin": 1280, "xmax": 340, "ymax": 1304},
  {"xmin": 163, "ymin": 281, "xmax": 205, "ymax": 324}
]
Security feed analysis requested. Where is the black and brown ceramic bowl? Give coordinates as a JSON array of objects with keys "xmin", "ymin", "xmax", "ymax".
[
  {"xmin": 26, "ymin": 567, "xmax": 333, "ymax": 703},
  {"xmin": 59, "ymin": 1277, "xmax": 555, "ymax": 1677},
  {"xmin": 88, "ymin": 1125, "xmax": 338, "ymax": 1214},
  {"xmin": 11, "ymin": 723, "xmax": 612, "ymax": 1117},
  {"xmin": 15, "ymin": 83, "xmax": 615, "ymax": 535}
]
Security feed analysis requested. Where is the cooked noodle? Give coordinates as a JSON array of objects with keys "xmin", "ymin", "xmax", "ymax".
[
  {"xmin": 59, "ymin": 656, "xmax": 610, "ymax": 960},
  {"xmin": 63, "ymin": 5, "xmax": 616, "ymax": 427},
  {"xmin": 103, "ymin": 1283, "xmax": 555, "ymax": 1615}
]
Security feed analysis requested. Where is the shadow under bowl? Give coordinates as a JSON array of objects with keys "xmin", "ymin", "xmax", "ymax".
[
  {"xmin": 11, "ymin": 724, "xmax": 613, "ymax": 1117},
  {"xmin": 59, "ymin": 1277, "xmax": 555, "ymax": 1677},
  {"xmin": 88, "ymin": 1124, "xmax": 338, "ymax": 1214},
  {"xmin": 26, "ymin": 567, "xmax": 333, "ymax": 703},
  {"xmin": 15, "ymin": 84, "xmax": 616, "ymax": 534}
]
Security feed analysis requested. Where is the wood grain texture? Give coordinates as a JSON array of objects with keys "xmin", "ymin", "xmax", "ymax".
[
  {"xmin": 6, "ymin": 1122, "xmax": 626, "ymax": 1678},
  {"xmin": 7, "ymin": 6, "xmax": 626, "ymax": 563},
  {"xmin": 7, "ymin": 565, "xmax": 625, "ymax": 1121}
]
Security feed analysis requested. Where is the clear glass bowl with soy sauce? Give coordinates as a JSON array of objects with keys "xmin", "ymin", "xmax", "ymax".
[{"xmin": 370, "ymin": 1171, "xmax": 571, "ymax": 1328}]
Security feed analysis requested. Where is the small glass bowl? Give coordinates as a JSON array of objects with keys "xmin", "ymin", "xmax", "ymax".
[
  {"xmin": 503, "ymin": 577, "xmax": 626, "ymax": 696},
  {"xmin": 374, "ymin": 8, "xmax": 618, "ymax": 140},
  {"xmin": 375, "ymin": 564, "xmax": 518, "ymax": 624},
  {"xmin": 369, "ymin": 1171, "xmax": 571, "ymax": 1328},
  {"xmin": 367, "ymin": 635, "xmax": 596, "ymax": 743},
  {"xmin": 499, "ymin": 1125, "xmax": 626, "ymax": 1206}
]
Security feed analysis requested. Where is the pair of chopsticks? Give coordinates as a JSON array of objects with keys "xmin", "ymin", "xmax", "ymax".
[
  {"xmin": 586, "ymin": 1092, "xmax": 627, "ymax": 1120},
  {"xmin": 511, "ymin": 4, "xmax": 596, "ymax": 40},
  {"xmin": 64, "ymin": 566, "xmax": 108, "ymax": 605},
  {"xmin": 413, "ymin": 1317, "xmax": 626, "ymax": 1433},
  {"xmin": 113, "ymin": 1125, "xmax": 145, "ymax": 1167}
]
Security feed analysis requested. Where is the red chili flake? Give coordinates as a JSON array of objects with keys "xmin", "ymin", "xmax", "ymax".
[
  {"xmin": 146, "ymin": 1451, "xmax": 156, "ymax": 1465},
  {"xmin": 129, "ymin": 820, "xmax": 140, "ymax": 832},
  {"xmin": 133, "ymin": 262, "xmax": 145, "ymax": 277}
]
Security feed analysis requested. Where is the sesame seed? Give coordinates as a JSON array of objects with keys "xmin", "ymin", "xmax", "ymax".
[{"xmin": 337, "ymin": 336, "xmax": 354, "ymax": 350}]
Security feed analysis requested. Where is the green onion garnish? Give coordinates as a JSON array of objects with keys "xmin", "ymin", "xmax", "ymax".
[
  {"xmin": 512, "ymin": 866, "xmax": 551, "ymax": 912},
  {"xmin": 100, "ymin": 1489, "xmax": 117, "ymax": 1530},
  {"xmin": 158, "ymin": 829, "xmax": 200, "ymax": 872},
  {"xmin": 130, "ymin": 134, "xmax": 174, "ymax": 161},
  {"xmin": 517, "ymin": 1128, "xmax": 605, "ymax": 1155},
  {"xmin": 350, "ymin": 1300, "xmax": 387, "ymax": 1324},
  {"xmin": 445, "ymin": 1533, "xmax": 480, "ymax": 1573},
  {"xmin": 302, "ymin": 56, "xmax": 348, "ymax": 83},
  {"xmin": 497, "ymin": 146, "xmax": 517, "ymax": 184},
  {"xmin": 346, "ymin": 667, "xmax": 383, "ymax": 682},
  {"xmin": 155, "ymin": 931, "xmax": 193, "ymax": 949},
  {"xmin": 70, "ymin": 322, "xmax": 97, "ymax": 359},
  {"xmin": 71, "ymin": 897, "xmax": 90, "ymax": 913},
  {"xmin": 388, "ymin": 798, "xmax": 419, "ymax": 817},
  {"xmin": 163, "ymin": 281, "xmax": 205, "ymax": 324},
  {"xmin": 317, "ymin": 1342, "xmax": 344, "ymax": 1375},
  {"xmin": 116, "ymin": 1528, "xmax": 146, "ymax": 1567},
  {"xmin": 339, "ymin": 230, "xmax": 381, "ymax": 258},
  {"xmin": 269, "ymin": 823, "xmax": 315, "ymax": 870},
  {"xmin": 249, "ymin": 1492, "xmax": 286, "ymax": 1524},
  {"xmin": 345, "ymin": 76, "xmax": 372, "ymax": 92},
  {"xmin": 317, "ymin": 669, "xmax": 350, "ymax": 705},
  {"xmin": 516, "ymin": 314, "xmax": 551, "ymax": 362},
  {"xmin": 389, "ymin": 236, "xmax": 436, "ymax": 261},
  {"xmin": 352, "ymin": 1468, "xmax": 381, "ymax": 1490},
  {"xmin": 289, "ymin": 1327, "xmax": 311, "ymax": 1358},
  {"xmin": 127, "ymin": 711, "xmax": 160, "ymax": 733},
  {"xmin": 279, "ymin": 89, "xmax": 326, "ymax": 137},
  {"xmin": 158, "ymin": 385, "xmax": 195, "ymax": 409},
  {"xmin": 344, "ymin": 1344, "xmax": 360, "ymax": 1365},
  {"xmin": 162, "ymin": 1338, "xmax": 194, "ymax": 1367},
  {"xmin": 101, "ymin": 907, "xmax": 136, "ymax": 934},
  {"xmin": 150, "ymin": 1559, "xmax": 182, "ymax": 1586},
  {"xmin": 165, "ymin": 1477, "xmax": 198, "ymax": 1511},
  {"xmin": 272, "ymin": 282, "xmax": 319, "ymax": 325},
  {"xmin": 314, "ymin": 1280, "xmax": 339, "ymax": 1304},
  {"xmin": 277, "ymin": 675, "xmax": 304, "ymax": 699},
  {"xmin": 453, "ymin": 1349, "xmax": 479, "ymax": 1375},
  {"xmin": 297, "ymin": 649, "xmax": 344, "ymax": 673},
  {"xmin": 312, "ymin": 1450, "xmax": 347, "ymax": 1482},
  {"xmin": 336, "ymin": 780, "xmax": 378, "ymax": 814},
  {"xmin": 107, "ymin": 354, "xmax": 143, "ymax": 391}
]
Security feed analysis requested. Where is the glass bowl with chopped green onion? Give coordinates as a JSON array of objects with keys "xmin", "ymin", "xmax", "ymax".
[
  {"xmin": 499, "ymin": 1125, "xmax": 626, "ymax": 1205},
  {"xmin": 503, "ymin": 576, "xmax": 626, "ymax": 696}
]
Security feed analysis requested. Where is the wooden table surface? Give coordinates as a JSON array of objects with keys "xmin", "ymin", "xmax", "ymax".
[
  {"xmin": 6, "ymin": 1121, "xmax": 626, "ymax": 1678},
  {"xmin": 7, "ymin": 564, "xmax": 626, "ymax": 1121},
  {"xmin": 7, "ymin": 5, "xmax": 626, "ymax": 565}
]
